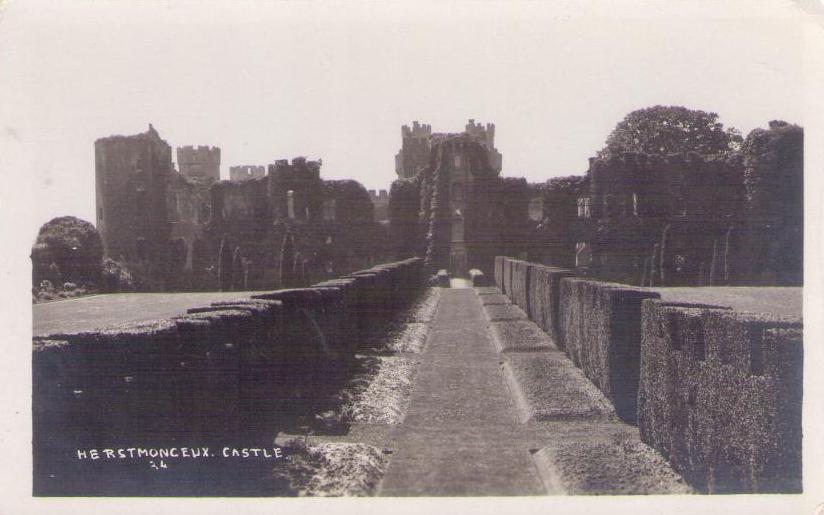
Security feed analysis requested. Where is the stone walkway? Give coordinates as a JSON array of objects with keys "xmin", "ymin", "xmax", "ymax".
[
  {"xmin": 379, "ymin": 288, "xmax": 545, "ymax": 495},
  {"xmin": 378, "ymin": 286, "xmax": 690, "ymax": 496}
]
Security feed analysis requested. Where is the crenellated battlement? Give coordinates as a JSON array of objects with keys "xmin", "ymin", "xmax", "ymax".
[
  {"xmin": 396, "ymin": 118, "xmax": 502, "ymax": 178},
  {"xmin": 176, "ymin": 145, "xmax": 221, "ymax": 182},
  {"xmin": 401, "ymin": 120, "xmax": 432, "ymax": 140},
  {"xmin": 368, "ymin": 189, "xmax": 389, "ymax": 200},
  {"xmin": 229, "ymin": 165, "xmax": 266, "ymax": 182},
  {"xmin": 464, "ymin": 118, "xmax": 496, "ymax": 149},
  {"xmin": 267, "ymin": 156, "xmax": 323, "ymax": 182}
]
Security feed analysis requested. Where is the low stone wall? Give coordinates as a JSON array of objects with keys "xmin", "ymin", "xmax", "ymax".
[
  {"xmin": 638, "ymin": 300, "xmax": 803, "ymax": 493},
  {"xmin": 494, "ymin": 256, "xmax": 505, "ymax": 291},
  {"xmin": 502, "ymin": 257, "xmax": 516, "ymax": 295},
  {"xmin": 558, "ymin": 278, "xmax": 661, "ymax": 422},
  {"xmin": 469, "ymin": 269, "xmax": 487, "ymax": 287},
  {"xmin": 32, "ymin": 257, "xmax": 424, "ymax": 494},
  {"xmin": 494, "ymin": 256, "xmax": 804, "ymax": 494},
  {"xmin": 509, "ymin": 260, "xmax": 531, "ymax": 314},
  {"xmin": 527, "ymin": 265, "xmax": 576, "ymax": 346}
]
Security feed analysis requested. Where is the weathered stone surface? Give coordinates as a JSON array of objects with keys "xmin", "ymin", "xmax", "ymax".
[
  {"xmin": 469, "ymin": 268, "xmax": 488, "ymax": 286},
  {"xmin": 502, "ymin": 352, "xmax": 615, "ymax": 423},
  {"xmin": 488, "ymin": 320, "xmax": 557, "ymax": 353},
  {"xmin": 379, "ymin": 289, "xmax": 545, "ymax": 496},
  {"xmin": 532, "ymin": 442, "xmax": 693, "ymax": 495},
  {"xmin": 638, "ymin": 299, "xmax": 803, "ymax": 493},
  {"xmin": 502, "ymin": 258, "xmax": 517, "ymax": 296},
  {"xmin": 479, "ymin": 293, "xmax": 510, "ymax": 306},
  {"xmin": 527, "ymin": 265, "xmax": 576, "ymax": 345},
  {"xmin": 494, "ymin": 256, "xmax": 505, "ymax": 291},
  {"xmin": 558, "ymin": 278, "xmax": 660, "ymax": 422},
  {"xmin": 508, "ymin": 260, "xmax": 532, "ymax": 313},
  {"xmin": 474, "ymin": 286, "xmax": 502, "ymax": 296},
  {"xmin": 483, "ymin": 303, "xmax": 528, "ymax": 322}
]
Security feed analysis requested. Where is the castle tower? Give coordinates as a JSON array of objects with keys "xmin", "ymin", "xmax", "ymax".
[
  {"xmin": 394, "ymin": 119, "xmax": 502, "ymax": 180},
  {"xmin": 176, "ymin": 145, "xmax": 221, "ymax": 182},
  {"xmin": 395, "ymin": 121, "xmax": 433, "ymax": 179},
  {"xmin": 95, "ymin": 124, "xmax": 174, "ymax": 273}
]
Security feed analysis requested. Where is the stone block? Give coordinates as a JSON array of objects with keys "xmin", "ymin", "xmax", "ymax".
[
  {"xmin": 469, "ymin": 268, "xmax": 488, "ymax": 287},
  {"xmin": 494, "ymin": 256, "xmax": 505, "ymax": 290},
  {"xmin": 475, "ymin": 286, "xmax": 502, "ymax": 296},
  {"xmin": 488, "ymin": 320, "xmax": 557, "ymax": 353},
  {"xmin": 479, "ymin": 294, "xmax": 510, "ymax": 306},
  {"xmin": 558, "ymin": 278, "xmax": 660, "ymax": 423},
  {"xmin": 483, "ymin": 303, "xmax": 528, "ymax": 322},
  {"xmin": 502, "ymin": 352, "xmax": 615, "ymax": 423},
  {"xmin": 532, "ymin": 442, "xmax": 693, "ymax": 495},
  {"xmin": 638, "ymin": 300, "xmax": 803, "ymax": 493},
  {"xmin": 527, "ymin": 265, "xmax": 576, "ymax": 346}
]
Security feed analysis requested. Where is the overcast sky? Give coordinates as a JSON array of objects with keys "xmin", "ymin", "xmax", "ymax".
[{"xmin": 0, "ymin": 0, "xmax": 814, "ymax": 237}]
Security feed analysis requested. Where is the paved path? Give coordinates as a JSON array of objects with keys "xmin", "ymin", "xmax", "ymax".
[
  {"xmin": 379, "ymin": 288, "xmax": 545, "ymax": 496},
  {"xmin": 32, "ymin": 291, "xmax": 266, "ymax": 336}
]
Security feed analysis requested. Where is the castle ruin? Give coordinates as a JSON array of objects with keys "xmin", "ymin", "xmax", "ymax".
[
  {"xmin": 229, "ymin": 165, "xmax": 267, "ymax": 182},
  {"xmin": 95, "ymin": 118, "xmax": 802, "ymax": 291},
  {"xmin": 95, "ymin": 126, "xmax": 389, "ymax": 291},
  {"xmin": 394, "ymin": 119, "xmax": 502, "ymax": 179}
]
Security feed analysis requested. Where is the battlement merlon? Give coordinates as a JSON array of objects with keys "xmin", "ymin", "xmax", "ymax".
[
  {"xmin": 401, "ymin": 121, "xmax": 433, "ymax": 140},
  {"xmin": 267, "ymin": 157, "xmax": 323, "ymax": 181},
  {"xmin": 177, "ymin": 146, "xmax": 221, "ymax": 159},
  {"xmin": 464, "ymin": 119, "xmax": 496, "ymax": 148},
  {"xmin": 369, "ymin": 189, "xmax": 390, "ymax": 200}
]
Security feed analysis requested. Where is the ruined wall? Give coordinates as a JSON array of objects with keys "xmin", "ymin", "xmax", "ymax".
[
  {"xmin": 574, "ymin": 130, "xmax": 802, "ymax": 288},
  {"xmin": 395, "ymin": 119, "xmax": 502, "ymax": 180},
  {"xmin": 368, "ymin": 189, "xmax": 389, "ymax": 222},
  {"xmin": 176, "ymin": 145, "xmax": 221, "ymax": 182},
  {"xmin": 95, "ymin": 125, "xmax": 175, "ymax": 290},
  {"xmin": 166, "ymin": 173, "xmax": 212, "ymax": 285},
  {"xmin": 388, "ymin": 177, "xmax": 422, "ymax": 259},
  {"xmin": 579, "ymin": 152, "xmax": 751, "ymax": 286},
  {"xmin": 423, "ymin": 140, "xmax": 453, "ymax": 272},
  {"xmin": 740, "ymin": 121, "xmax": 804, "ymax": 285},
  {"xmin": 535, "ymin": 176, "xmax": 588, "ymax": 269},
  {"xmin": 323, "ymin": 180, "xmax": 381, "ymax": 271},
  {"xmin": 203, "ymin": 159, "xmax": 386, "ymax": 291},
  {"xmin": 395, "ymin": 121, "xmax": 432, "ymax": 179},
  {"xmin": 229, "ymin": 165, "xmax": 266, "ymax": 183},
  {"xmin": 639, "ymin": 300, "xmax": 802, "ymax": 493},
  {"xmin": 268, "ymin": 157, "xmax": 325, "ymax": 223},
  {"xmin": 416, "ymin": 135, "xmax": 518, "ymax": 276},
  {"xmin": 463, "ymin": 118, "xmax": 502, "ymax": 174}
]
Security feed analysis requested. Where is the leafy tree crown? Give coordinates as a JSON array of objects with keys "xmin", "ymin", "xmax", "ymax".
[{"xmin": 598, "ymin": 105, "xmax": 742, "ymax": 159}]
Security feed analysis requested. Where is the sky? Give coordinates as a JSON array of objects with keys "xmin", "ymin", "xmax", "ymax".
[{"xmin": 0, "ymin": 0, "xmax": 816, "ymax": 239}]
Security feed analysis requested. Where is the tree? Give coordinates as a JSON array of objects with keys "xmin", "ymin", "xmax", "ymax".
[
  {"xmin": 598, "ymin": 105, "xmax": 742, "ymax": 159},
  {"xmin": 31, "ymin": 216, "xmax": 103, "ymax": 286}
]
